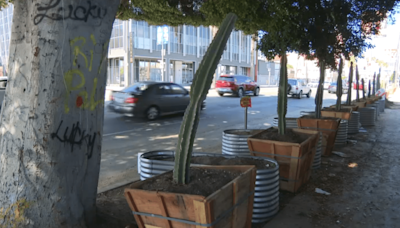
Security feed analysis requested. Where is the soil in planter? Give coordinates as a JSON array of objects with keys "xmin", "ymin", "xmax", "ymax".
[
  {"xmin": 190, "ymin": 156, "xmax": 276, "ymax": 169},
  {"xmin": 140, "ymin": 168, "xmax": 242, "ymax": 197},
  {"xmin": 322, "ymin": 108, "xmax": 351, "ymax": 112},
  {"xmin": 225, "ymin": 129, "xmax": 263, "ymax": 135},
  {"xmin": 301, "ymin": 115, "xmax": 339, "ymax": 120},
  {"xmin": 252, "ymin": 128, "xmax": 309, "ymax": 144}
]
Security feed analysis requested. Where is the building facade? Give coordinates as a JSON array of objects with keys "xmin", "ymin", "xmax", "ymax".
[
  {"xmin": 0, "ymin": 4, "xmax": 13, "ymax": 76},
  {"xmin": 106, "ymin": 19, "xmax": 258, "ymax": 89}
]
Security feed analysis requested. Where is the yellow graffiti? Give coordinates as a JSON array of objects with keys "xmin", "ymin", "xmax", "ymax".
[
  {"xmin": 0, "ymin": 198, "xmax": 32, "ymax": 228},
  {"xmin": 63, "ymin": 34, "xmax": 107, "ymax": 113}
]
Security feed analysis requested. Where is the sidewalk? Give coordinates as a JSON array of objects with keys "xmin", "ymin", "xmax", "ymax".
[{"xmin": 262, "ymin": 96, "xmax": 400, "ymax": 228}]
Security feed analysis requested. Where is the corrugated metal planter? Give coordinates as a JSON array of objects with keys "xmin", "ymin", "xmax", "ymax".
[
  {"xmin": 222, "ymin": 129, "xmax": 263, "ymax": 156},
  {"xmin": 379, "ymin": 99, "xmax": 385, "ymax": 112},
  {"xmin": 334, "ymin": 120, "xmax": 348, "ymax": 146},
  {"xmin": 367, "ymin": 102, "xmax": 379, "ymax": 120},
  {"xmin": 312, "ymin": 132, "xmax": 323, "ymax": 169},
  {"xmin": 139, "ymin": 151, "xmax": 280, "ymax": 223},
  {"xmin": 272, "ymin": 117, "xmax": 299, "ymax": 129},
  {"xmin": 348, "ymin": 111, "xmax": 360, "ymax": 134},
  {"xmin": 359, "ymin": 107, "xmax": 376, "ymax": 126}
]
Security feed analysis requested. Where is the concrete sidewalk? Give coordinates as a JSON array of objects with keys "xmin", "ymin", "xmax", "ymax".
[{"xmin": 263, "ymin": 98, "xmax": 400, "ymax": 228}]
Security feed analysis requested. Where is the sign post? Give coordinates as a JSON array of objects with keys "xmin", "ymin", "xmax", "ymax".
[{"xmin": 240, "ymin": 96, "xmax": 252, "ymax": 129}]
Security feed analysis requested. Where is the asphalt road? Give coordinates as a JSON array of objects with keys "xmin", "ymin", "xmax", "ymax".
[{"xmin": 98, "ymin": 87, "xmax": 352, "ymax": 192}]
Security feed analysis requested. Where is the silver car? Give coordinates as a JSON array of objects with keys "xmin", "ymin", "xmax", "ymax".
[
  {"xmin": 328, "ymin": 82, "xmax": 348, "ymax": 94},
  {"xmin": 287, "ymin": 79, "xmax": 312, "ymax": 99}
]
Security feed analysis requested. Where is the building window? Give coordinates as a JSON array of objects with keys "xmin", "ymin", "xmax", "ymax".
[
  {"xmin": 232, "ymin": 31, "xmax": 239, "ymax": 61},
  {"xmin": 170, "ymin": 26, "xmax": 183, "ymax": 54},
  {"xmin": 0, "ymin": 5, "xmax": 14, "ymax": 74},
  {"xmin": 241, "ymin": 34, "xmax": 249, "ymax": 62},
  {"xmin": 220, "ymin": 65, "xmax": 236, "ymax": 75},
  {"xmin": 182, "ymin": 62, "xmax": 194, "ymax": 84},
  {"xmin": 134, "ymin": 59, "xmax": 162, "ymax": 82},
  {"xmin": 110, "ymin": 20, "xmax": 124, "ymax": 49},
  {"xmin": 132, "ymin": 20, "xmax": 151, "ymax": 50},
  {"xmin": 185, "ymin": 26, "xmax": 197, "ymax": 56},
  {"xmin": 107, "ymin": 58, "xmax": 124, "ymax": 85},
  {"xmin": 223, "ymin": 37, "xmax": 230, "ymax": 60},
  {"xmin": 241, "ymin": 67, "xmax": 249, "ymax": 76},
  {"xmin": 199, "ymin": 26, "xmax": 210, "ymax": 56}
]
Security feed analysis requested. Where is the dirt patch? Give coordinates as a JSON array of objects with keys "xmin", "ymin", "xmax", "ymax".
[
  {"xmin": 300, "ymin": 115, "xmax": 339, "ymax": 120},
  {"xmin": 251, "ymin": 128, "xmax": 310, "ymax": 144},
  {"xmin": 191, "ymin": 156, "xmax": 276, "ymax": 169},
  {"xmin": 140, "ymin": 168, "xmax": 242, "ymax": 197},
  {"xmin": 224, "ymin": 129, "xmax": 263, "ymax": 135}
]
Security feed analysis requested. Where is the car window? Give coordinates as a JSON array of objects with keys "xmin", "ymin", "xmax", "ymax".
[
  {"xmin": 157, "ymin": 85, "xmax": 171, "ymax": 95},
  {"xmin": 219, "ymin": 76, "xmax": 234, "ymax": 82},
  {"xmin": 288, "ymin": 80, "xmax": 297, "ymax": 86},
  {"xmin": 122, "ymin": 83, "xmax": 150, "ymax": 93},
  {"xmin": 170, "ymin": 85, "xmax": 187, "ymax": 95}
]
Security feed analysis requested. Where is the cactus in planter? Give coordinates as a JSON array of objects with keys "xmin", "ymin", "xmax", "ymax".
[
  {"xmin": 372, "ymin": 73, "xmax": 376, "ymax": 95},
  {"xmin": 346, "ymin": 62, "xmax": 353, "ymax": 105},
  {"xmin": 315, "ymin": 61, "xmax": 326, "ymax": 118},
  {"xmin": 277, "ymin": 53, "xmax": 288, "ymax": 135},
  {"xmin": 173, "ymin": 13, "xmax": 237, "ymax": 184},
  {"xmin": 356, "ymin": 65, "xmax": 360, "ymax": 102},
  {"xmin": 377, "ymin": 68, "xmax": 381, "ymax": 90},
  {"xmin": 336, "ymin": 58, "xmax": 343, "ymax": 110},
  {"xmin": 368, "ymin": 79, "xmax": 371, "ymax": 98},
  {"xmin": 362, "ymin": 78, "xmax": 366, "ymax": 99}
]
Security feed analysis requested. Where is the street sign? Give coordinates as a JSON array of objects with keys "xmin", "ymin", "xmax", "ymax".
[
  {"xmin": 240, "ymin": 96, "xmax": 252, "ymax": 108},
  {"xmin": 157, "ymin": 26, "xmax": 169, "ymax": 45}
]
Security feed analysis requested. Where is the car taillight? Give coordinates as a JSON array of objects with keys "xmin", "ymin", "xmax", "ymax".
[
  {"xmin": 296, "ymin": 87, "xmax": 298, "ymax": 90},
  {"xmin": 110, "ymin": 94, "xmax": 114, "ymax": 101},
  {"xmin": 125, "ymin": 97, "xmax": 138, "ymax": 104}
]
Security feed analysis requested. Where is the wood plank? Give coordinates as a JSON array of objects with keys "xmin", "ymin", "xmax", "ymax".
[
  {"xmin": 157, "ymin": 195, "xmax": 172, "ymax": 228},
  {"xmin": 193, "ymin": 200, "xmax": 208, "ymax": 228}
]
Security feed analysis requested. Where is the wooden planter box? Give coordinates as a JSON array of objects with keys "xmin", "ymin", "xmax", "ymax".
[
  {"xmin": 125, "ymin": 165, "xmax": 256, "ymax": 228},
  {"xmin": 352, "ymin": 101, "xmax": 367, "ymax": 108},
  {"xmin": 247, "ymin": 128, "xmax": 318, "ymax": 193},
  {"xmin": 321, "ymin": 108, "xmax": 352, "ymax": 120},
  {"xmin": 297, "ymin": 117, "xmax": 340, "ymax": 157},
  {"xmin": 329, "ymin": 105, "xmax": 359, "ymax": 111}
]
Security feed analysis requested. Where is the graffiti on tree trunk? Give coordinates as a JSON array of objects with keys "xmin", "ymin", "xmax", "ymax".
[
  {"xmin": 33, "ymin": 0, "xmax": 107, "ymax": 25},
  {"xmin": 51, "ymin": 120, "xmax": 97, "ymax": 159},
  {"xmin": 63, "ymin": 34, "xmax": 109, "ymax": 114}
]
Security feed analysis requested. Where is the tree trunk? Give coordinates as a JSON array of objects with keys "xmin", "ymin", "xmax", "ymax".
[{"xmin": 0, "ymin": 1, "xmax": 119, "ymax": 227}]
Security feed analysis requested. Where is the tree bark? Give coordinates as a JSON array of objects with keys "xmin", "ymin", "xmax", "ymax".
[{"xmin": 0, "ymin": 0, "xmax": 119, "ymax": 227}]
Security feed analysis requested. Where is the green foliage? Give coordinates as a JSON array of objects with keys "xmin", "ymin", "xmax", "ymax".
[
  {"xmin": 277, "ymin": 53, "xmax": 288, "ymax": 135},
  {"xmin": 173, "ymin": 13, "xmax": 237, "ymax": 184},
  {"xmin": 362, "ymin": 78, "xmax": 366, "ymax": 99},
  {"xmin": 346, "ymin": 62, "xmax": 354, "ymax": 105},
  {"xmin": 0, "ymin": 0, "xmax": 12, "ymax": 10},
  {"xmin": 336, "ymin": 58, "xmax": 343, "ymax": 110},
  {"xmin": 356, "ymin": 65, "xmax": 360, "ymax": 102}
]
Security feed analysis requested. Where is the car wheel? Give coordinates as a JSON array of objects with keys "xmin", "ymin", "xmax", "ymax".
[
  {"xmin": 254, "ymin": 87, "xmax": 260, "ymax": 96},
  {"xmin": 298, "ymin": 90, "xmax": 302, "ymax": 99},
  {"xmin": 218, "ymin": 93, "xmax": 224, "ymax": 97},
  {"xmin": 307, "ymin": 90, "xmax": 311, "ymax": 98},
  {"xmin": 328, "ymin": 90, "xmax": 331, "ymax": 93},
  {"xmin": 146, "ymin": 106, "xmax": 159, "ymax": 120},
  {"xmin": 237, "ymin": 88, "xmax": 244, "ymax": 97}
]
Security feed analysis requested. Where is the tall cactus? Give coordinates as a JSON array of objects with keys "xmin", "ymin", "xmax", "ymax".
[
  {"xmin": 315, "ymin": 61, "xmax": 326, "ymax": 118},
  {"xmin": 372, "ymin": 73, "xmax": 376, "ymax": 95},
  {"xmin": 355, "ymin": 65, "xmax": 360, "ymax": 102},
  {"xmin": 173, "ymin": 13, "xmax": 237, "ymax": 184},
  {"xmin": 277, "ymin": 52, "xmax": 288, "ymax": 135},
  {"xmin": 362, "ymin": 78, "xmax": 366, "ymax": 99},
  {"xmin": 336, "ymin": 58, "xmax": 343, "ymax": 110},
  {"xmin": 346, "ymin": 62, "xmax": 353, "ymax": 105},
  {"xmin": 368, "ymin": 79, "xmax": 371, "ymax": 98},
  {"xmin": 377, "ymin": 68, "xmax": 381, "ymax": 90}
]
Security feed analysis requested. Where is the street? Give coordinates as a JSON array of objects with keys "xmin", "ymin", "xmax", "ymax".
[{"xmin": 98, "ymin": 87, "xmax": 350, "ymax": 192}]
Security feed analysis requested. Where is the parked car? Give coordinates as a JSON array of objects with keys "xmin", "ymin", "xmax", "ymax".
[
  {"xmin": 215, "ymin": 75, "xmax": 260, "ymax": 97},
  {"xmin": 307, "ymin": 81, "xmax": 319, "ymax": 88},
  {"xmin": 108, "ymin": 82, "xmax": 206, "ymax": 120},
  {"xmin": 328, "ymin": 82, "xmax": 348, "ymax": 94},
  {"xmin": 323, "ymin": 81, "xmax": 330, "ymax": 90},
  {"xmin": 353, "ymin": 81, "xmax": 363, "ymax": 90},
  {"xmin": 287, "ymin": 79, "xmax": 312, "ymax": 99}
]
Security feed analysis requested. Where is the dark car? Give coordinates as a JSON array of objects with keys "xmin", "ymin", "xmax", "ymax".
[
  {"xmin": 108, "ymin": 82, "xmax": 206, "ymax": 120},
  {"xmin": 215, "ymin": 75, "xmax": 260, "ymax": 97}
]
